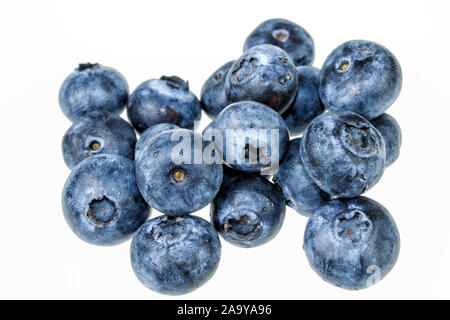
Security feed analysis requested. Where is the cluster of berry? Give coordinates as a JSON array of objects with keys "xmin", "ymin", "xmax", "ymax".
[{"xmin": 60, "ymin": 18, "xmax": 402, "ymax": 295}]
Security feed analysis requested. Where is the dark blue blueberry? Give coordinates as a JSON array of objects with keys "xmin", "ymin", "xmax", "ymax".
[
  {"xmin": 370, "ymin": 113, "xmax": 402, "ymax": 167},
  {"xmin": 273, "ymin": 138, "xmax": 330, "ymax": 217},
  {"xmin": 221, "ymin": 164, "xmax": 243, "ymax": 184},
  {"xmin": 243, "ymin": 18, "xmax": 314, "ymax": 66},
  {"xmin": 319, "ymin": 40, "xmax": 402, "ymax": 120},
  {"xmin": 204, "ymin": 101, "xmax": 289, "ymax": 174},
  {"xmin": 127, "ymin": 76, "xmax": 201, "ymax": 133},
  {"xmin": 62, "ymin": 111, "xmax": 137, "ymax": 169},
  {"xmin": 134, "ymin": 123, "xmax": 179, "ymax": 160},
  {"xmin": 59, "ymin": 63, "xmax": 128, "ymax": 122},
  {"xmin": 211, "ymin": 174, "xmax": 285, "ymax": 248},
  {"xmin": 300, "ymin": 111, "xmax": 386, "ymax": 198},
  {"xmin": 282, "ymin": 66, "xmax": 325, "ymax": 136},
  {"xmin": 225, "ymin": 44, "xmax": 298, "ymax": 114},
  {"xmin": 62, "ymin": 154, "xmax": 150, "ymax": 246},
  {"xmin": 304, "ymin": 196, "xmax": 400, "ymax": 290},
  {"xmin": 200, "ymin": 61, "xmax": 234, "ymax": 119},
  {"xmin": 130, "ymin": 215, "xmax": 221, "ymax": 295},
  {"xmin": 135, "ymin": 129, "xmax": 223, "ymax": 216}
]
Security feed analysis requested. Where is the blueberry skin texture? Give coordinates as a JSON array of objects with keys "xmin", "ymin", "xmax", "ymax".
[
  {"xmin": 273, "ymin": 138, "xmax": 330, "ymax": 217},
  {"xmin": 300, "ymin": 111, "xmax": 386, "ymax": 198},
  {"xmin": 370, "ymin": 113, "xmax": 402, "ymax": 167},
  {"xmin": 62, "ymin": 112, "xmax": 137, "ymax": 169},
  {"xmin": 130, "ymin": 215, "xmax": 221, "ymax": 295},
  {"xmin": 282, "ymin": 66, "xmax": 325, "ymax": 136},
  {"xmin": 304, "ymin": 197, "xmax": 400, "ymax": 290},
  {"xmin": 127, "ymin": 76, "xmax": 201, "ymax": 133},
  {"xmin": 62, "ymin": 154, "xmax": 150, "ymax": 246},
  {"xmin": 200, "ymin": 61, "xmax": 234, "ymax": 119},
  {"xmin": 135, "ymin": 129, "xmax": 223, "ymax": 216},
  {"xmin": 134, "ymin": 123, "xmax": 179, "ymax": 160},
  {"xmin": 243, "ymin": 18, "xmax": 314, "ymax": 66},
  {"xmin": 59, "ymin": 63, "xmax": 129, "ymax": 122},
  {"xmin": 225, "ymin": 44, "xmax": 298, "ymax": 114},
  {"xmin": 205, "ymin": 101, "xmax": 289, "ymax": 173},
  {"xmin": 319, "ymin": 40, "xmax": 402, "ymax": 120},
  {"xmin": 211, "ymin": 175, "xmax": 286, "ymax": 248}
]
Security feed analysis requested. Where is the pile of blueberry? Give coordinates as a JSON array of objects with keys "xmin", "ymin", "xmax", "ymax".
[{"xmin": 60, "ymin": 18, "xmax": 402, "ymax": 295}]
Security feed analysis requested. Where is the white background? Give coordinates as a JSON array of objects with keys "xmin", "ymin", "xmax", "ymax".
[{"xmin": 0, "ymin": 0, "xmax": 449, "ymax": 299}]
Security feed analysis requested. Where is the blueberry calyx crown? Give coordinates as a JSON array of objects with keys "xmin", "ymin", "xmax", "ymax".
[
  {"xmin": 333, "ymin": 210, "xmax": 373, "ymax": 245},
  {"xmin": 272, "ymin": 28, "xmax": 290, "ymax": 42},
  {"xmin": 77, "ymin": 63, "xmax": 99, "ymax": 71},
  {"xmin": 231, "ymin": 57, "xmax": 256, "ymax": 82},
  {"xmin": 160, "ymin": 75, "xmax": 189, "ymax": 90},
  {"xmin": 223, "ymin": 213, "xmax": 261, "ymax": 240},
  {"xmin": 152, "ymin": 216, "xmax": 189, "ymax": 244},
  {"xmin": 87, "ymin": 196, "xmax": 117, "ymax": 226},
  {"xmin": 340, "ymin": 122, "xmax": 381, "ymax": 157},
  {"xmin": 171, "ymin": 168, "xmax": 186, "ymax": 183}
]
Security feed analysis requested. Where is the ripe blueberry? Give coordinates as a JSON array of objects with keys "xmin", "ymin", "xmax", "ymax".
[
  {"xmin": 131, "ymin": 215, "xmax": 221, "ymax": 295},
  {"xmin": 59, "ymin": 63, "xmax": 128, "ymax": 121},
  {"xmin": 244, "ymin": 18, "xmax": 314, "ymax": 66},
  {"xmin": 127, "ymin": 76, "xmax": 201, "ymax": 133},
  {"xmin": 62, "ymin": 154, "xmax": 150, "ymax": 246},
  {"xmin": 62, "ymin": 111, "xmax": 137, "ymax": 169},
  {"xmin": 300, "ymin": 111, "xmax": 386, "ymax": 198},
  {"xmin": 211, "ymin": 174, "xmax": 285, "ymax": 248},
  {"xmin": 319, "ymin": 40, "xmax": 402, "ymax": 120},
  {"xmin": 304, "ymin": 196, "xmax": 400, "ymax": 290},
  {"xmin": 225, "ymin": 44, "xmax": 298, "ymax": 114}
]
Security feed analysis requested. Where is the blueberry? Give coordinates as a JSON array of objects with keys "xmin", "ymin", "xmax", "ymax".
[
  {"xmin": 135, "ymin": 129, "xmax": 223, "ymax": 216},
  {"xmin": 273, "ymin": 138, "xmax": 330, "ymax": 217},
  {"xmin": 134, "ymin": 123, "xmax": 179, "ymax": 160},
  {"xmin": 319, "ymin": 40, "xmax": 402, "ymax": 120},
  {"xmin": 243, "ymin": 18, "xmax": 314, "ymax": 66},
  {"xmin": 225, "ymin": 44, "xmax": 298, "ymax": 114},
  {"xmin": 127, "ymin": 76, "xmax": 201, "ymax": 133},
  {"xmin": 282, "ymin": 66, "xmax": 325, "ymax": 136},
  {"xmin": 205, "ymin": 101, "xmax": 289, "ymax": 174},
  {"xmin": 62, "ymin": 154, "xmax": 150, "ymax": 246},
  {"xmin": 59, "ymin": 63, "xmax": 129, "ymax": 122},
  {"xmin": 304, "ymin": 196, "xmax": 400, "ymax": 290},
  {"xmin": 200, "ymin": 61, "xmax": 234, "ymax": 119},
  {"xmin": 300, "ymin": 111, "xmax": 386, "ymax": 198},
  {"xmin": 211, "ymin": 174, "xmax": 285, "ymax": 248},
  {"xmin": 130, "ymin": 215, "xmax": 221, "ymax": 295},
  {"xmin": 62, "ymin": 111, "xmax": 137, "ymax": 169},
  {"xmin": 370, "ymin": 113, "xmax": 402, "ymax": 167}
]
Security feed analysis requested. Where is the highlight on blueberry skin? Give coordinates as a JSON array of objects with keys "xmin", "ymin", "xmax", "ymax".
[
  {"xmin": 300, "ymin": 111, "xmax": 386, "ymax": 198},
  {"xmin": 211, "ymin": 174, "xmax": 286, "ymax": 248},
  {"xmin": 225, "ymin": 44, "xmax": 298, "ymax": 114},
  {"xmin": 200, "ymin": 61, "xmax": 234, "ymax": 119},
  {"xmin": 370, "ymin": 113, "xmax": 402, "ymax": 167},
  {"xmin": 134, "ymin": 123, "xmax": 179, "ymax": 161},
  {"xmin": 319, "ymin": 40, "xmax": 402, "ymax": 120},
  {"xmin": 303, "ymin": 197, "xmax": 400, "ymax": 290},
  {"xmin": 282, "ymin": 66, "xmax": 325, "ymax": 136},
  {"xmin": 62, "ymin": 111, "xmax": 137, "ymax": 169},
  {"xmin": 135, "ymin": 129, "xmax": 223, "ymax": 216},
  {"xmin": 59, "ymin": 63, "xmax": 129, "ymax": 122},
  {"xmin": 130, "ymin": 215, "xmax": 221, "ymax": 295},
  {"xmin": 273, "ymin": 138, "xmax": 330, "ymax": 217},
  {"xmin": 62, "ymin": 154, "xmax": 150, "ymax": 246},
  {"xmin": 243, "ymin": 18, "xmax": 315, "ymax": 66},
  {"xmin": 127, "ymin": 75, "xmax": 202, "ymax": 133}
]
